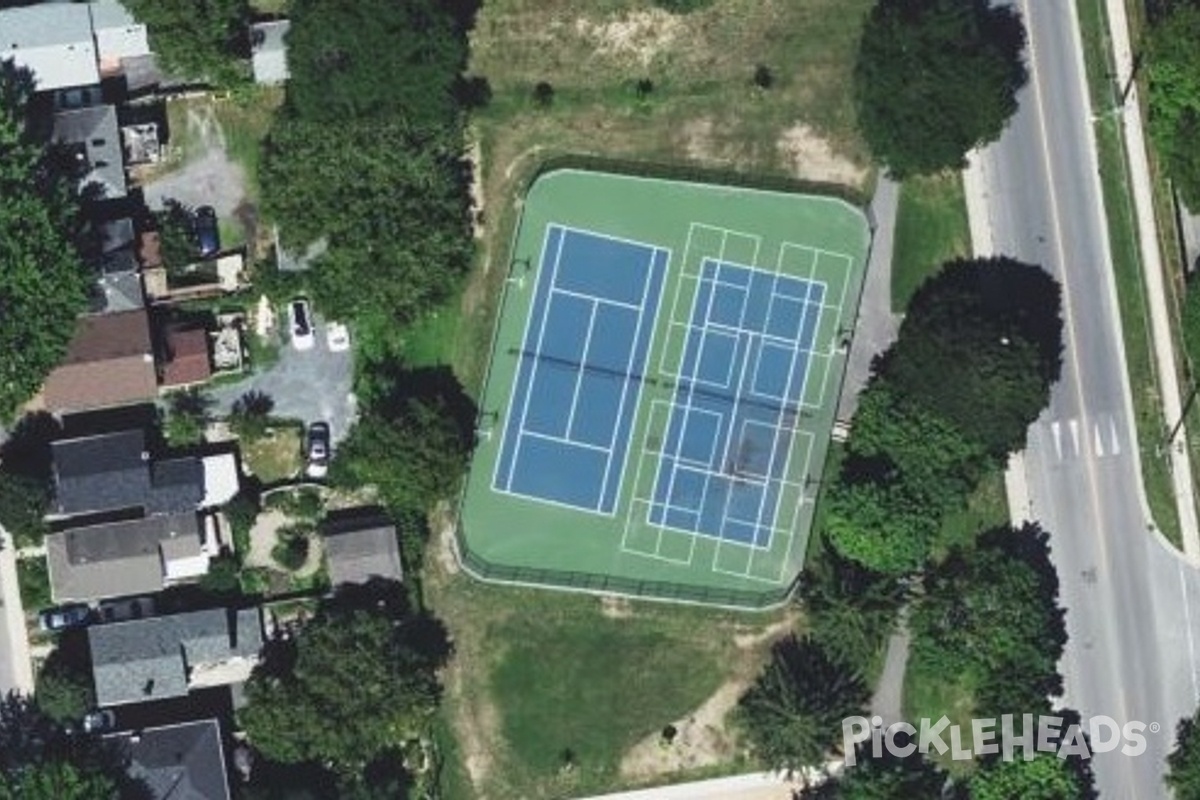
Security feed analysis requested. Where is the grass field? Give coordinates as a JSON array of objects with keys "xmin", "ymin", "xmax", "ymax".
[
  {"xmin": 1074, "ymin": 0, "xmax": 1182, "ymax": 546},
  {"xmin": 426, "ymin": 545, "xmax": 781, "ymax": 799},
  {"xmin": 459, "ymin": 169, "xmax": 870, "ymax": 604},
  {"xmin": 891, "ymin": 173, "xmax": 971, "ymax": 313}
]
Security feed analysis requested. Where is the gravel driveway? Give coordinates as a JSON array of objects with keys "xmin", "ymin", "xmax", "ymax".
[{"xmin": 209, "ymin": 314, "xmax": 357, "ymax": 443}]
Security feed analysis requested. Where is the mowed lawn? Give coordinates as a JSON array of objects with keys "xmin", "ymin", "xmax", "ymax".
[
  {"xmin": 891, "ymin": 172, "xmax": 971, "ymax": 312},
  {"xmin": 428, "ymin": 556, "xmax": 779, "ymax": 799}
]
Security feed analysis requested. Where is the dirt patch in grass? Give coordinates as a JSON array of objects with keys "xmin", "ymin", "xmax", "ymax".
[{"xmin": 776, "ymin": 123, "xmax": 869, "ymax": 188}]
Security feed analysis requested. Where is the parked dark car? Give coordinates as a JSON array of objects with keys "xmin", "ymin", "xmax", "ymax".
[
  {"xmin": 82, "ymin": 709, "xmax": 116, "ymax": 734},
  {"xmin": 38, "ymin": 604, "xmax": 92, "ymax": 632},
  {"xmin": 195, "ymin": 205, "xmax": 219, "ymax": 257},
  {"xmin": 306, "ymin": 421, "xmax": 330, "ymax": 479}
]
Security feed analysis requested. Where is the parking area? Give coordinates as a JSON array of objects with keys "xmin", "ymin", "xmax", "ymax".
[{"xmin": 209, "ymin": 312, "xmax": 357, "ymax": 444}]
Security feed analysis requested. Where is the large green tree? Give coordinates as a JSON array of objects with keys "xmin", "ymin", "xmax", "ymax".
[
  {"xmin": 0, "ymin": 760, "xmax": 116, "ymax": 800},
  {"xmin": 240, "ymin": 601, "xmax": 446, "ymax": 775},
  {"xmin": 283, "ymin": 0, "xmax": 467, "ymax": 127},
  {"xmin": 0, "ymin": 63, "xmax": 90, "ymax": 419},
  {"xmin": 333, "ymin": 367, "xmax": 474, "ymax": 515},
  {"xmin": 801, "ymin": 540, "xmax": 906, "ymax": 667},
  {"xmin": 121, "ymin": 0, "xmax": 249, "ymax": 85},
  {"xmin": 1168, "ymin": 708, "xmax": 1200, "ymax": 798},
  {"xmin": 969, "ymin": 752, "xmax": 1090, "ymax": 800},
  {"xmin": 259, "ymin": 0, "xmax": 474, "ymax": 333},
  {"xmin": 821, "ymin": 477, "xmax": 935, "ymax": 574},
  {"xmin": 880, "ymin": 257, "xmax": 1062, "ymax": 459},
  {"xmin": 735, "ymin": 637, "xmax": 869, "ymax": 772},
  {"xmin": 909, "ymin": 524, "xmax": 1067, "ymax": 720},
  {"xmin": 853, "ymin": 0, "xmax": 1028, "ymax": 177},
  {"xmin": 260, "ymin": 118, "xmax": 472, "ymax": 326},
  {"xmin": 1146, "ymin": 2, "xmax": 1200, "ymax": 207}
]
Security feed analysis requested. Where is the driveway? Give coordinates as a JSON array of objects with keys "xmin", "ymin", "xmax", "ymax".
[
  {"xmin": 209, "ymin": 315, "xmax": 357, "ymax": 444},
  {"xmin": 140, "ymin": 104, "xmax": 247, "ymax": 219}
]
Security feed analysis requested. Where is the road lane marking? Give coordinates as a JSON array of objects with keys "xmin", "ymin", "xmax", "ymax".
[
  {"xmin": 1070, "ymin": 418, "xmax": 1081, "ymax": 456},
  {"xmin": 1052, "ymin": 420, "xmax": 1063, "ymax": 460},
  {"xmin": 1110, "ymin": 415, "xmax": 1122, "ymax": 456},
  {"xmin": 1094, "ymin": 423, "xmax": 1105, "ymax": 457}
]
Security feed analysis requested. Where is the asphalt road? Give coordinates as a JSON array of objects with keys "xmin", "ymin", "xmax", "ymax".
[{"xmin": 973, "ymin": 0, "xmax": 1200, "ymax": 795}]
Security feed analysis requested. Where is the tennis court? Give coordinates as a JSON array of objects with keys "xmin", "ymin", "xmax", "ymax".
[{"xmin": 460, "ymin": 169, "xmax": 870, "ymax": 607}]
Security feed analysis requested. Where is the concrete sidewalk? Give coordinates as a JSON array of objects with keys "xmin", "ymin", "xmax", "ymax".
[
  {"xmin": 572, "ymin": 770, "xmax": 828, "ymax": 800},
  {"xmin": 0, "ymin": 525, "xmax": 34, "ymax": 695},
  {"xmin": 1103, "ymin": 0, "xmax": 1200, "ymax": 560}
]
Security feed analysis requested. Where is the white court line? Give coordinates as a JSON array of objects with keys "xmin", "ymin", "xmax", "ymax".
[
  {"xmin": 654, "ymin": 235, "xmax": 725, "ymax": 561},
  {"xmin": 564, "ymin": 300, "xmax": 599, "ymax": 440},
  {"xmin": 690, "ymin": 326, "xmax": 740, "ymax": 391},
  {"xmin": 555, "ymin": 221, "xmax": 666, "ymax": 254},
  {"xmin": 675, "ymin": 407, "xmax": 725, "ymax": 469},
  {"xmin": 552, "ymin": 285, "xmax": 642, "ymax": 312},
  {"xmin": 491, "ymin": 223, "xmax": 557, "ymax": 493},
  {"xmin": 599, "ymin": 246, "xmax": 670, "ymax": 508},
  {"xmin": 495, "ymin": 225, "xmax": 567, "ymax": 492},
  {"xmin": 521, "ymin": 429, "xmax": 612, "ymax": 454}
]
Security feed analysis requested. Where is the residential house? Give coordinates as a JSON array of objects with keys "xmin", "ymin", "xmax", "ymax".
[
  {"xmin": 0, "ymin": 1, "xmax": 154, "ymax": 99},
  {"xmin": 107, "ymin": 719, "xmax": 232, "ymax": 800},
  {"xmin": 41, "ymin": 310, "xmax": 158, "ymax": 415},
  {"xmin": 250, "ymin": 20, "xmax": 290, "ymax": 85},
  {"xmin": 89, "ymin": 0, "xmax": 151, "ymax": 78},
  {"xmin": 0, "ymin": 3, "xmax": 99, "ymax": 94},
  {"xmin": 322, "ymin": 521, "xmax": 404, "ymax": 588},
  {"xmin": 49, "ymin": 429, "xmax": 203, "ymax": 518},
  {"xmin": 45, "ymin": 512, "xmax": 217, "ymax": 603},
  {"xmin": 52, "ymin": 104, "xmax": 127, "ymax": 200},
  {"xmin": 89, "ymin": 607, "xmax": 264, "ymax": 707},
  {"xmin": 87, "ymin": 217, "xmax": 144, "ymax": 314},
  {"xmin": 160, "ymin": 327, "xmax": 212, "ymax": 388}
]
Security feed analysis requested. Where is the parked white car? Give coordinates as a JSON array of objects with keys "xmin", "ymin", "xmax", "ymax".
[
  {"xmin": 326, "ymin": 322, "xmax": 351, "ymax": 352},
  {"xmin": 289, "ymin": 298, "xmax": 314, "ymax": 351}
]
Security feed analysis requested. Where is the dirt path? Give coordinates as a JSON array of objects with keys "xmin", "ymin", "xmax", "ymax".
[{"xmin": 245, "ymin": 509, "xmax": 323, "ymax": 578}]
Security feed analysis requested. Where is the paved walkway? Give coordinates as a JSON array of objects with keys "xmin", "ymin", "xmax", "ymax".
[
  {"xmin": 837, "ymin": 176, "xmax": 902, "ymax": 422},
  {"xmin": 573, "ymin": 771, "xmax": 828, "ymax": 800},
  {"xmin": 868, "ymin": 610, "xmax": 910, "ymax": 730},
  {"xmin": 0, "ymin": 525, "xmax": 34, "ymax": 696},
  {"xmin": 1103, "ymin": 0, "xmax": 1200, "ymax": 560}
]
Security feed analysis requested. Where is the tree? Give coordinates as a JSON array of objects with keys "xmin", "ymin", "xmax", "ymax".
[
  {"xmin": 845, "ymin": 383, "xmax": 988, "ymax": 505},
  {"xmin": 0, "ymin": 62, "xmax": 90, "ymax": 419},
  {"xmin": 0, "ymin": 760, "xmax": 117, "ymax": 800},
  {"xmin": 879, "ymin": 257, "xmax": 1062, "ymax": 459},
  {"xmin": 163, "ymin": 388, "xmax": 212, "ymax": 446},
  {"xmin": 283, "ymin": 0, "xmax": 468, "ymax": 128},
  {"xmin": 853, "ymin": 0, "xmax": 1027, "ymax": 177},
  {"xmin": 260, "ymin": 117, "xmax": 472, "ymax": 327},
  {"xmin": 230, "ymin": 390, "xmax": 274, "ymax": 441},
  {"xmin": 120, "ymin": 0, "xmax": 249, "ymax": 85},
  {"xmin": 1146, "ymin": 3, "xmax": 1200, "ymax": 206},
  {"xmin": 803, "ymin": 742, "xmax": 946, "ymax": 798},
  {"xmin": 1168, "ymin": 708, "xmax": 1200, "ymax": 798},
  {"xmin": 735, "ymin": 637, "xmax": 869, "ymax": 772},
  {"xmin": 908, "ymin": 524, "xmax": 1066, "ymax": 720},
  {"xmin": 822, "ymin": 477, "xmax": 935, "ymax": 574},
  {"xmin": 801, "ymin": 541, "xmax": 906, "ymax": 667},
  {"xmin": 332, "ymin": 369, "xmax": 474, "ymax": 515},
  {"xmin": 34, "ymin": 666, "xmax": 92, "ymax": 727},
  {"xmin": 154, "ymin": 199, "xmax": 198, "ymax": 273},
  {"xmin": 0, "ymin": 695, "xmax": 131, "ymax": 798},
  {"xmin": 0, "ymin": 472, "xmax": 50, "ymax": 548},
  {"xmin": 969, "ymin": 752, "xmax": 1090, "ymax": 799},
  {"xmin": 240, "ymin": 602, "xmax": 446, "ymax": 775}
]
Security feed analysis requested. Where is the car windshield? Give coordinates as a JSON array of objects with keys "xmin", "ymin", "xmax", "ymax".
[{"xmin": 293, "ymin": 303, "xmax": 310, "ymax": 332}]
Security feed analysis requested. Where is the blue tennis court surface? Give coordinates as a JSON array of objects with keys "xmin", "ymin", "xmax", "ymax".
[
  {"xmin": 493, "ymin": 225, "xmax": 668, "ymax": 513},
  {"xmin": 648, "ymin": 259, "xmax": 825, "ymax": 546}
]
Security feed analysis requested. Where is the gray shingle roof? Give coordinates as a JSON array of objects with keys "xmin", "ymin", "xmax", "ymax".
[
  {"xmin": 90, "ymin": 608, "xmax": 264, "ymax": 707},
  {"xmin": 52, "ymin": 105, "xmax": 127, "ymax": 199},
  {"xmin": 51, "ymin": 431, "xmax": 204, "ymax": 517},
  {"xmin": 46, "ymin": 512, "xmax": 202, "ymax": 603},
  {"xmin": 0, "ymin": 3, "xmax": 99, "ymax": 91},
  {"xmin": 323, "ymin": 524, "xmax": 404, "ymax": 588},
  {"xmin": 109, "ymin": 719, "xmax": 231, "ymax": 800}
]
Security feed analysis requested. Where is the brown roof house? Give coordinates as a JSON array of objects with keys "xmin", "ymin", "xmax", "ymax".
[
  {"xmin": 43, "ymin": 310, "xmax": 157, "ymax": 414},
  {"xmin": 160, "ymin": 327, "xmax": 211, "ymax": 388}
]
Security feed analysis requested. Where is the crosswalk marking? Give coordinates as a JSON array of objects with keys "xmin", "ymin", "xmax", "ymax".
[
  {"xmin": 1109, "ymin": 416, "xmax": 1121, "ymax": 456},
  {"xmin": 1051, "ymin": 420, "xmax": 1063, "ymax": 460},
  {"xmin": 1069, "ymin": 418, "xmax": 1081, "ymax": 456}
]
